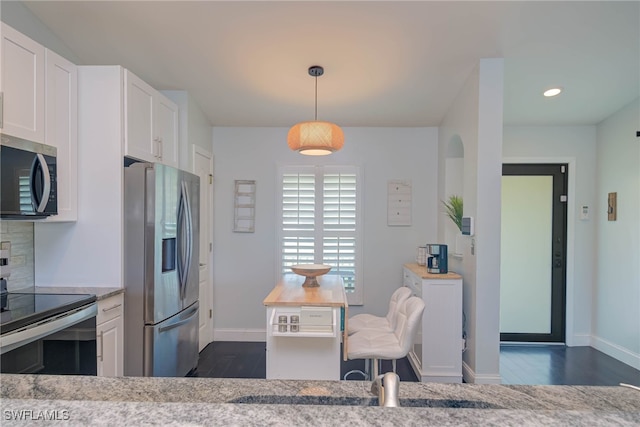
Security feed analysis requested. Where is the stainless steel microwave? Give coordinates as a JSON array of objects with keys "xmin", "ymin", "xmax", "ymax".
[{"xmin": 0, "ymin": 134, "xmax": 58, "ymax": 219}]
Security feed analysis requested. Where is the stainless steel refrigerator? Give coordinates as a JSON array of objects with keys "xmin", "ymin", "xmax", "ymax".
[{"xmin": 123, "ymin": 162, "xmax": 200, "ymax": 377}]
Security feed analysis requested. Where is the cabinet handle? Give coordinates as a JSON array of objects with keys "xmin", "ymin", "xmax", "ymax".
[
  {"xmin": 158, "ymin": 137, "xmax": 163, "ymax": 160},
  {"xmin": 97, "ymin": 330, "xmax": 104, "ymax": 362},
  {"xmin": 153, "ymin": 137, "xmax": 160, "ymax": 159},
  {"xmin": 102, "ymin": 303, "xmax": 122, "ymax": 313}
]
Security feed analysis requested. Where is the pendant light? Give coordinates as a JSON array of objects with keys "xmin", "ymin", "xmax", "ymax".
[{"xmin": 287, "ymin": 65, "xmax": 344, "ymax": 155}]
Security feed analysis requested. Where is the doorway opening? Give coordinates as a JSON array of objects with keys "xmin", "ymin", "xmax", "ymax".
[{"xmin": 500, "ymin": 163, "xmax": 568, "ymax": 343}]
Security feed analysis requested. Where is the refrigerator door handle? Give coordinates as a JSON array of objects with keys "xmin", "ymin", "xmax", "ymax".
[
  {"xmin": 183, "ymin": 180, "xmax": 194, "ymax": 292},
  {"xmin": 158, "ymin": 305, "xmax": 198, "ymax": 333},
  {"xmin": 177, "ymin": 181, "xmax": 194, "ymax": 301},
  {"xmin": 177, "ymin": 185, "xmax": 186, "ymax": 300}
]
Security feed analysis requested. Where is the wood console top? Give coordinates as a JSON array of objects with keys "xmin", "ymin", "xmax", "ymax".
[
  {"xmin": 404, "ymin": 263, "xmax": 463, "ymax": 280},
  {"xmin": 263, "ymin": 274, "xmax": 347, "ymax": 307}
]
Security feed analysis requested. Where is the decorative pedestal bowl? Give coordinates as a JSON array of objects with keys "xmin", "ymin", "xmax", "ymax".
[{"xmin": 290, "ymin": 264, "xmax": 332, "ymax": 288}]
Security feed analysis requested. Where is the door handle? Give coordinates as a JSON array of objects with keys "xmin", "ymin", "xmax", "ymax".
[
  {"xmin": 30, "ymin": 154, "xmax": 51, "ymax": 213},
  {"xmin": 158, "ymin": 305, "xmax": 198, "ymax": 333}
]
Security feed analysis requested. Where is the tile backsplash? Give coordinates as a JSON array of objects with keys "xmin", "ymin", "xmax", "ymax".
[{"xmin": 0, "ymin": 221, "xmax": 35, "ymax": 291}]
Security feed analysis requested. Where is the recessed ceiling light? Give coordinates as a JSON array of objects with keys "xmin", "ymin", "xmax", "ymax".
[{"xmin": 543, "ymin": 87, "xmax": 563, "ymax": 97}]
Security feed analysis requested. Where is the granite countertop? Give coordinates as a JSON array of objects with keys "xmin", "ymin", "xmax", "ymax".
[
  {"xmin": 1, "ymin": 375, "xmax": 639, "ymax": 426},
  {"xmin": 34, "ymin": 286, "xmax": 123, "ymax": 301}
]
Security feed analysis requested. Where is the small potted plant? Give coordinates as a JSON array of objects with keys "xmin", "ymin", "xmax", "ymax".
[
  {"xmin": 443, "ymin": 195, "xmax": 464, "ymax": 255},
  {"xmin": 443, "ymin": 195, "xmax": 463, "ymax": 232}
]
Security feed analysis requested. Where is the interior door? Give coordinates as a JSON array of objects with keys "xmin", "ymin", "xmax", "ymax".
[
  {"xmin": 194, "ymin": 147, "xmax": 213, "ymax": 351},
  {"xmin": 500, "ymin": 163, "xmax": 568, "ymax": 342}
]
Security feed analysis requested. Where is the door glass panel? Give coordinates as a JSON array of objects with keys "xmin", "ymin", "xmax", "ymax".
[{"xmin": 500, "ymin": 175, "xmax": 553, "ymax": 334}]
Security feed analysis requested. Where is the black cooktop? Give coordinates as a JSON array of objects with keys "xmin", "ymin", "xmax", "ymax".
[{"xmin": 0, "ymin": 292, "xmax": 97, "ymax": 335}]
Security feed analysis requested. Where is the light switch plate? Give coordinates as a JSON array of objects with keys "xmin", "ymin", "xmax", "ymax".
[{"xmin": 580, "ymin": 205, "xmax": 589, "ymax": 220}]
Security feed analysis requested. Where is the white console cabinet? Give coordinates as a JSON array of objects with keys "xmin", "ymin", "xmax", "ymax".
[
  {"xmin": 96, "ymin": 293, "xmax": 124, "ymax": 377},
  {"xmin": 403, "ymin": 263, "xmax": 463, "ymax": 383}
]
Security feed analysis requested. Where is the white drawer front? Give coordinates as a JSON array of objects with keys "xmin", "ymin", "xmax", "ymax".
[{"xmin": 97, "ymin": 293, "xmax": 124, "ymax": 325}]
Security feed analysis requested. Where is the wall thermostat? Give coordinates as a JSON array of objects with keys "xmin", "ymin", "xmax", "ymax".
[{"xmin": 461, "ymin": 216, "xmax": 474, "ymax": 236}]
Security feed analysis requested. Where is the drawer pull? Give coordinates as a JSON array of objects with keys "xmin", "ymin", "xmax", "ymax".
[{"xmin": 102, "ymin": 303, "xmax": 122, "ymax": 313}]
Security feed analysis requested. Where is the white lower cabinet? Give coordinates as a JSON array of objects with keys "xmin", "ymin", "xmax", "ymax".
[
  {"xmin": 403, "ymin": 263, "xmax": 463, "ymax": 383},
  {"xmin": 96, "ymin": 293, "xmax": 124, "ymax": 377}
]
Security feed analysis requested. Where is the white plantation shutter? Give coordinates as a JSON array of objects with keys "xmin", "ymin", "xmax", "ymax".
[
  {"xmin": 279, "ymin": 165, "xmax": 362, "ymax": 304},
  {"xmin": 282, "ymin": 172, "xmax": 316, "ymax": 267},
  {"xmin": 323, "ymin": 172, "xmax": 357, "ymax": 293}
]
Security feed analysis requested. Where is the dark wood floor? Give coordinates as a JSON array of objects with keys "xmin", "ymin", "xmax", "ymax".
[
  {"xmin": 192, "ymin": 341, "xmax": 640, "ymax": 386},
  {"xmin": 500, "ymin": 344, "xmax": 640, "ymax": 386}
]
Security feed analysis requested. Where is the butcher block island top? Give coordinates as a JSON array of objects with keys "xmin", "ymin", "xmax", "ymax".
[
  {"xmin": 263, "ymin": 274, "xmax": 347, "ymax": 307},
  {"xmin": 404, "ymin": 263, "xmax": 462, "ymax": 280}
]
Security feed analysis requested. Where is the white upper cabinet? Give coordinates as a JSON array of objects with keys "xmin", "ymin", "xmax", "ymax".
[
  {"xmin": 0, "ymin": 23, "xmax": 46, "ymax": 143},
  {"xmin": 125, "ymin": 70, "xmax": 155, "ymax": 163},
  {"xmin": 154, "ymin": 93, "xmax": 178, "ymax": 168},
  {"xmin": 124, "ymin": 70, "xmax": 178, "ymax": 167},
  {"xmin": 44, "ymin": 49, "xmax": 78, "ymax": 222}
]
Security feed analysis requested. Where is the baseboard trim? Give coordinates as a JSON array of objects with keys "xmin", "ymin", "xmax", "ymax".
[
  {"xmin": 591, "ymin": 335, "xmax": 640, "ymax": 371},
  {"xmin": 213, "ymin": 328, "xmax": 266, "ymax": 342},
  {"xmin": 567, "ymin": 334, "xmax": 591, "ymax": 347},
  {"xmin": 462, "ymin": 361, "xmax": 502, "ymax": 384}
]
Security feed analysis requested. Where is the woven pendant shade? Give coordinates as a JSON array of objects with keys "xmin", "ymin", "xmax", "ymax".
[
  {"xmin": 287, "ymin": 120, "xmax": 344, "ymax": 155},
  {"xmin": 288, "ymin": 65, "xmax": 344, "ymax": 155}
]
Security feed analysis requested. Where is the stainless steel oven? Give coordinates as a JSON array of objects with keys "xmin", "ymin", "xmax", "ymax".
[{"xmin": 0, "ymin": 293, "xmax": 97, "ymax": 375}]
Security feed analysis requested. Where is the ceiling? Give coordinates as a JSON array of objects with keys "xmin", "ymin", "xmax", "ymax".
[{"xmin": 19, "ymin": 1, "xmax": 640, "ymax": 127}]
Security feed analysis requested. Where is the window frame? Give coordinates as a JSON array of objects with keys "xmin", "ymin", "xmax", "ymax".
[{"xmin": 277, "ymin": 164, "xmax": 363, "ymax": 305}]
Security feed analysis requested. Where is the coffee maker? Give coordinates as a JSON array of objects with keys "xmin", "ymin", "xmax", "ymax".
[{"xmin": 426, "ymin": 244, "xmax": 448, "ymax": 274}]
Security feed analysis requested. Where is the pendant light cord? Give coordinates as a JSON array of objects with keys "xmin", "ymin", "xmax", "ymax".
[{"xmin": 314, "ymin": 74, "xmax": 318, "ymax": 121}]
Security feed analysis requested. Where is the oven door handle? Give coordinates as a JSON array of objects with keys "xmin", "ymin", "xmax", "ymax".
[{"xmin": 0, "ymin": 303, "xmax": 97, "ymax": 355}]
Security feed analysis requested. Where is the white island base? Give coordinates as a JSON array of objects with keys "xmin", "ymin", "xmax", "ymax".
[{"xmin": 264, "ymin": 275, "xmax": 347, "ymax": 381}]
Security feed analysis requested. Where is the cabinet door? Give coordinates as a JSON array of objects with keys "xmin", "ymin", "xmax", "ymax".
[
  {"xmin": 44, "ymin": 49, "xmax": 77, "ymax": 222},
  {"xmin": 124, "ymin": 70, "xmax": 156, "ymax": 163},
  {"xmin": 0, "ymin": 23, "xmax": 45, "ymax": 142},
  {"xmin": 97, "ymin": 315, "xmax": 124, "ymax": 377},
  {"xmin": 155, "ymin": 93, "xmax": 179, "ymax": 168}
]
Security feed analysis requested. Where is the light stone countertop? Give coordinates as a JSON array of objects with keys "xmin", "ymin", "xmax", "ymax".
[
  {"xmin": 1, "ymin": 375, "xmax": 639, "ymax": 426},
  {"xmin": 34, "ymin": 286, "xmax": 123, "ymax": 301}
]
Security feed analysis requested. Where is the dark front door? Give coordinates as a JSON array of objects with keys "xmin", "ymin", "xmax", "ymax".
[{"xmin": 500, "ymin": 163, "xmax": 568, "ymax": 342}]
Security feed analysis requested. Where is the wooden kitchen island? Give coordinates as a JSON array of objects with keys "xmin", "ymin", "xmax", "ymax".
[{"xmin": 263, "ymin": 274, "xmax": 348, "ymax": 380}]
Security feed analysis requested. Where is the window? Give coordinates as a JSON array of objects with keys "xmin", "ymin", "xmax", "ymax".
[{"xmin": 278, "ymin": 165, "xmax": 362, "ymax": 305}]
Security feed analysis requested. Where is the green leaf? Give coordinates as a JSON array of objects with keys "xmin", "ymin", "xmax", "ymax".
[{"xmin": 442, "ymin": 195, "xmax": 463, "ymax": 231}]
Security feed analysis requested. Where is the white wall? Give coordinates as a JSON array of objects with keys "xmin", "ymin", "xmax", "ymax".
[
  {"xmin": 438, "ymin": 59, "xmax": 504, "ymax": 384},
  {"xmin": 503, "ymin": 125, "xmax": 597, "ymax": 346},
  {"xmin": 593, "ymin": 99, "xmax": 640, "ymax": 369},
  {"xmin": 211, "ymin": 126, "xmax": 437, "ymax": 340},
  {"xmin": 0, "ymin": 1, "xmax": 80, "ymax": 63}
]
